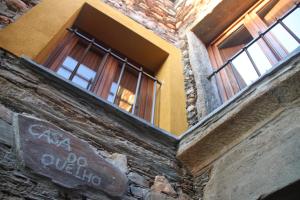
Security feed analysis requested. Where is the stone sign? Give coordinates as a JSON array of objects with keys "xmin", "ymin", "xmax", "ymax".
[{"xmin": 14, "ymin": 114, "xmax": 128, "ymax": 197}]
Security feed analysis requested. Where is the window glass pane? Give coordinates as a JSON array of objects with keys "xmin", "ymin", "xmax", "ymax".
[
  {"xmin": 257, "ymin": 0, "xmax": 298, "ymax": 53},
  {"xmin": 72, "ymin": 75, "xmax": 89, "ymax": 89},
  {"xmin": 80, "ymin": 46, "xmax": 103, "ymax": 76},
  {"xmin": 117, "ymin": 88, "xmax": 135, "ymax": 112},
  {"xmin": 115, "ymin": 67, "xmax": 138, "ymax": 112},
  {"xmin": 283, "ymin": 8, "xmax": 300, "ymax": 39},
  {"xmin": 57, "ymin": 68, "xmax": 71, "ymax": 79},
  {"xmin": 135, "ymin": 76, "xmax": 154, "ymax": 122},
  {"xmin": 247, "ymin": 41, "xmax": 273, "ymax": 74},
  {"xmin": 270, "ymin": 24, "xmax": 298, "ymax": 53},
  {"xmin": 258, "ymin": 0, "xmax": 294, "ymax": 25},
  {"xmin": 62, "ymin": 56, "xmax": 77, "ymax": 71},
  {"xmin": 77, "ymin": 64, "xmax": 96, "ymax": 81},
  {"xmin": 218, "ymin": 25, "xmax": 253, "ymax": 62},
  {"xmin": 232, "ymin": 52, "xmax": 259, "ymax": 85},
  {"xmin": 107, "ymin": 82, "xmax": 118, "ymax": 103}
]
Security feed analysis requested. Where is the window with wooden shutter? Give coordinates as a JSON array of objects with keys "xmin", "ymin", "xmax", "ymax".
[{"xmin": 45, "ymin": 29, "xmax": 160, "ymax": 124}]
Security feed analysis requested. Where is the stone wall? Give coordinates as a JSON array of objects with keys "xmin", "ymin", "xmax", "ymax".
[
  {"xmin": 0, "ymin": 50, "xmax": 194, "ymax": 199},
  {"xmin": 204, "ymin": 106, "xmax": 300, "ymax": 200},
  {"xmin": 102, "ymin": 0, "xmax": 178, "ymax": 44},
  {"xmin": 0, "ymin": 0, "xmax": 40, "ymax": 29},
  {"xmin": 176, "ymin": 34, "xmax": 199, "ymax": 127},
  {"xmin": 174, "ymin": 0, "xmax": 217, "ymax": 33}
]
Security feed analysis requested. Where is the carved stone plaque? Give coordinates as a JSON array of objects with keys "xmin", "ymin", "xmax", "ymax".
[{"xmin": 14, "ymin": 114, "xmax": 128, "ymax": 197}]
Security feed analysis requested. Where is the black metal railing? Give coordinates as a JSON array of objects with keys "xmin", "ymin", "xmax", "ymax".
[
  {"xmin": 66, "ymin": 28, "xmax": 161, "ymax": 124},
  {"xmin": 207, "ymin": 2, "xmax": 300, "ymax": 84}
]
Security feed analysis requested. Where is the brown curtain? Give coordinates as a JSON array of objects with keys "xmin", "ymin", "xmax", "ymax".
[
  {"xmin": 136, "ymin": 76, "xmax": 154, "ymax": 122},
  {"xmin": 94, "ymin": 55, "xmax": 121, "ymax": 99},
  {"xmin": 81, "ymin": 46, "xmax": 103, "ymax": 71},
  {"xmin": 45, "ymin": 33, "xmax": 79, "ymax": 71}
]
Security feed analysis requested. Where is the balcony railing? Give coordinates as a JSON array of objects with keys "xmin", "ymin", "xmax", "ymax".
[
  {"xmin": 207, "ymin": 2, "xmax": 300, "ymax": 92},
  {"xmin": 62, "ymin": 28, "xmax": 161, "ymax": 124}
]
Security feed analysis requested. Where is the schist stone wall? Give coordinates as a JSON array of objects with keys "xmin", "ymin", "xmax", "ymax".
[
  {"xmin": 177, "ymin": 51, "xmax": 300, "ymax": 200},
  {"xmin": 0, "ymin": 50, "xmax": 194, "ymax": 200},
  {"xmin": 0, "ymin": 0, "xmax": 40, "ymax": 29},
  {"xmin": 102, "ymin": 0, "xmax": 178, "ymax": 44}
]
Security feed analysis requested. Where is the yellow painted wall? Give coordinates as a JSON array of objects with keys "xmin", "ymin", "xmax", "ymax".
[{"xmin": 0, "ymin": 0, "xmax": 188, "ymax": 135}]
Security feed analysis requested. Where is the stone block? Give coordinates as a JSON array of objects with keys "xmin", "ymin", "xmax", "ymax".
[
  {"xmin": 151, "ymin": 176, "xmax": 177, "ymax": 197},
  {"xmin": 108, "ymin": 153, "xmax": 128, "ymax": 174},
  {"xmin": 0, "ymin": 104, "xmax": 13, "ymax": 124},
  {"xmin": 204, "ymin": 107, "xmax": 300, "ymax": 200},
  {"xmin": 128, "ymin": 172, "xmax": 149, "ymax": 187},
  {"xmin": 144, "ymin": 192, "xmax": 177, "ymax": 200},
  {"xmin": 0, "ymin": 119, "xmax": 14, "ymax": 146},
  {"xmin": 130, "ymin": 186, "xmax": 149, "ymax": 198}
]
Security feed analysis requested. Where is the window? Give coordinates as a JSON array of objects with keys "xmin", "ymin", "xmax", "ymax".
[
  {"xmin": 45, "ymin": 29, "xmax": 160, "ymax": 123},
  {"xmin": 208, "ymin": 0, "xmax": 300, "ymax": 102}
]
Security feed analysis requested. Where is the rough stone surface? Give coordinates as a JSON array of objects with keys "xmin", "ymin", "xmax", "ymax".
[
  {"xmin": 0, "ymin": 0, "xmax": 40, "ymax": 29},
  {"xmin": 0, "ymin": 50, "xmax": 194, "ymax": 199},
  {"xmin": 177, "ymin": 33, "xmax": 199, "ymax": 127},
  {"xmin": 186, "ymin": 31, "xmax": 221, "ymax": 118},
  {"xmin": 128, "ymin": 172, "xmax": 149, "ymax": 188},
  {"xmin": 101, "ymin": 0, "xmax": 178, "ymax": 44},
  {"xmin": 108, "ymin": 153, "xmax": 129, "ymax": 174},
  {"xmin": 0, "ymin": 104, "xmax": 13, "ymax": 124},
  {"xmin": 193, "ymin": 169, "xmax": 210, "ymax": 200},
  {"xmin": 151, "ymin": 176, "xmax": 177, "ymax": 197},
  {"xmin": 204, "ymin": 106, "xmax": 300, "ymax": 200},
  {"xmin": 175, "ymin": 0, "xmax": 218, "ymax": 34},
  {"xmin": 145, "ymin": 192, "xmax": 177, "ymax": 200},
  {"xmin": 130, "ymin": 185, "xmax": 149, "ymax": 198}
]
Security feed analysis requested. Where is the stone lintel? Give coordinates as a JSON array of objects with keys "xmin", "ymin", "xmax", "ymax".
[
  {"xmin": 192, "ymin": 0, "xmax": 259, "ymax": 44},
  {"xmin": 177, "ymin": 49, "xmax": 300, "ymax": 175}
]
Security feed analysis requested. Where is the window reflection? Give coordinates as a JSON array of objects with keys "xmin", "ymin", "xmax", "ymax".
[
  {"xmin": 232, "ymin": 52, "xmax": 259, "ymax": 85},
  {"xmin": 283, "ymin": 8, "xmax": 300, "ymax": 37},
  {"xmin": 270, "ymin": 24, "xmax": 298, "ymax": 53},
  {"xmin": 114, "ymin": 67, "xmax": 138, "ymax": 113},
  {"xmin": 247, "ymin": 41, "xmax": 273, "ymax": 74},
  {"xmin": 107, "ymin": 82, "xmax": 118, "ymax": 103},
  {"xmin": 258, "ymin": 0, "xmax": 299, "ymax": 53},
  {"xmin": 116, "ymin": 87, "xmax": 135, "ymax": 112}
]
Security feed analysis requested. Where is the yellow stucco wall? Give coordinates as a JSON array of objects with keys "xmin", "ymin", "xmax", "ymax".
[{"xmin": 0, "ymin": 0, "xmax": 188, "ymax": 135}]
